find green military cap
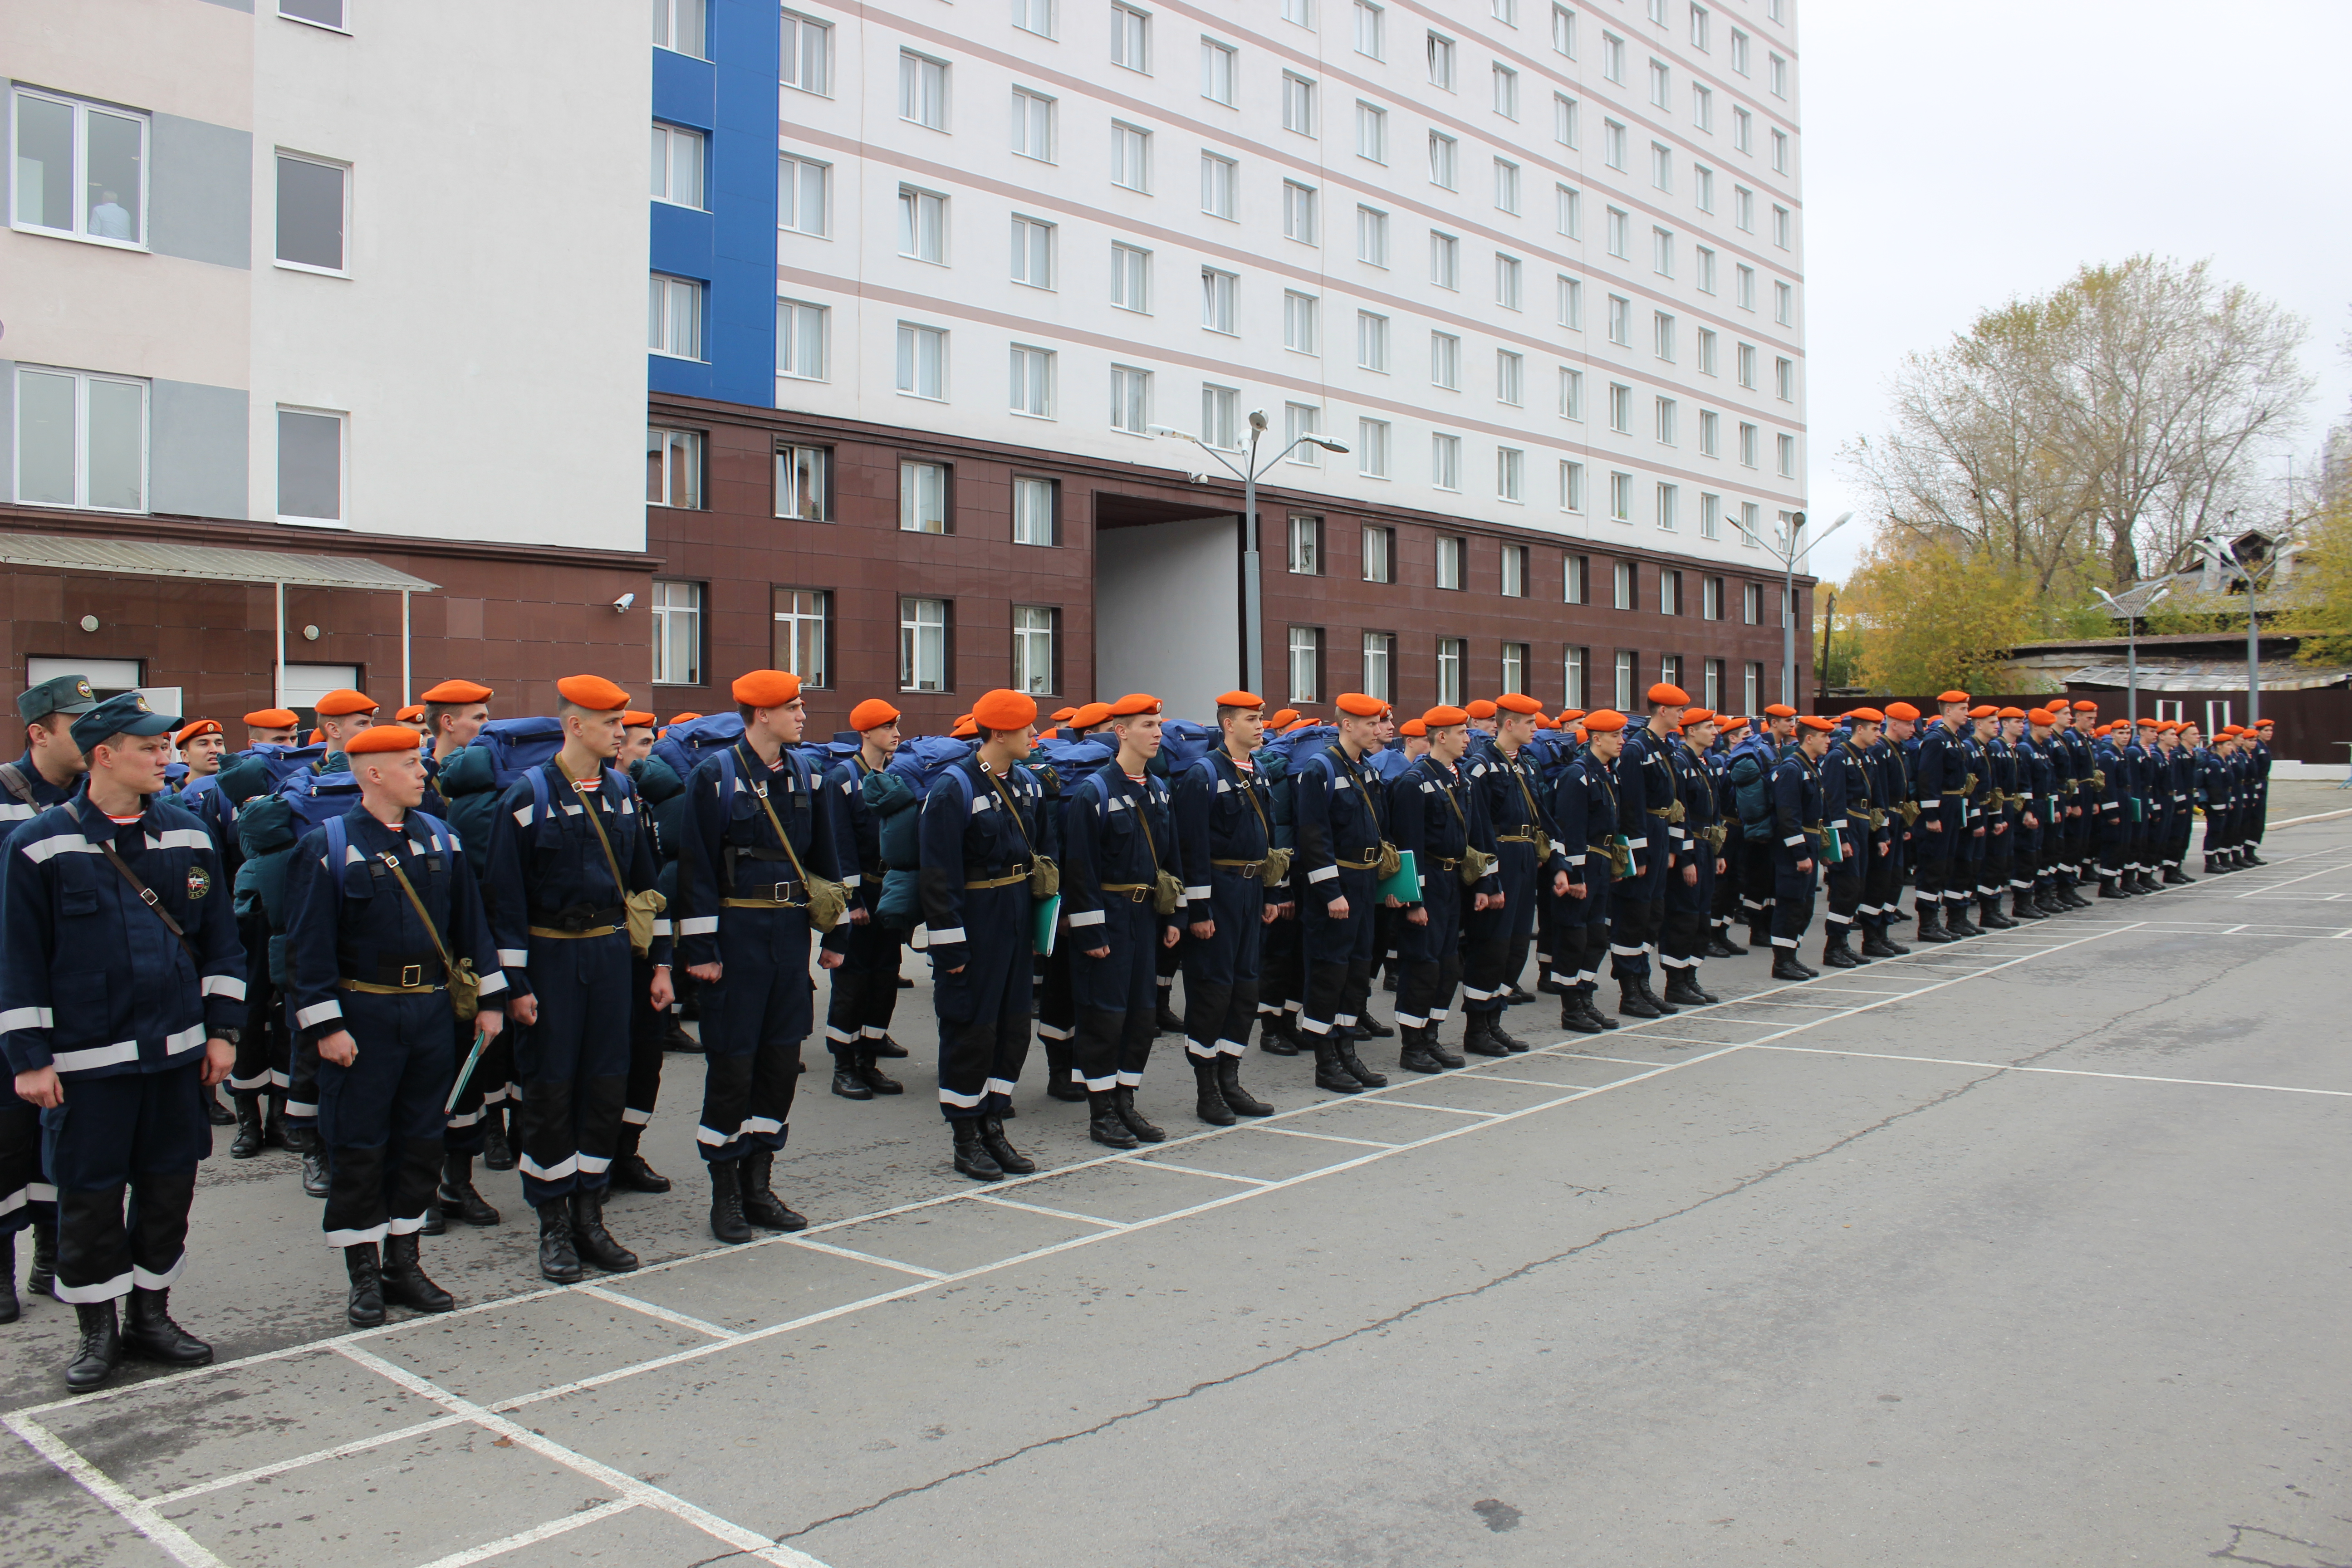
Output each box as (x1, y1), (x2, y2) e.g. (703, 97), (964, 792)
(69, 691), (180, 755)
(18, 672), (98, 722)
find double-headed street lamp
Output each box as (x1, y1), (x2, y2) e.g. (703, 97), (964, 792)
(2091, 581), (2171, 725)
(1730, 508), (1853, 708)
(1154, 412), (1350, 696)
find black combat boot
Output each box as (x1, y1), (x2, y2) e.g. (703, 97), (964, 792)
(1333, 1032), (1388, 1088)
(738, 1151), (807, 1232)
(1705, 932), (1746, 958)
(1086, 1091), (1140, 1148)
(1913, 906), (1955, 944)
(2097, 875), (2132, 901)
(1354, 1010), (1394, 1039)
(1616, 979), (1663, 1020)
(1503, 984), (1536, 1005)
(1193, 1056), (1239, 1121)
(951, 1120), (1006, 1181)
(830, 1052), (874, 1100)
(1112, 1086), (1166, 1143)
(2244, 848), (2267, 867)
(344, 1244), (387, 1325)
(1977, 896), (2019, 931)
(230, 1093), (266, 1159)
(381, 1235), (456, 1314)
(2011, 890), (2047, 921)
(538, 1202), (585, 1279)
(1462, 1014), (1513, 1057)
(1258, 1011), (1301, 1057)
(1634, 975), (1679, 1014)
(301, 1149), (330, 1199)
(26, 1222), (56, 1300)
(1860, 922), (1910, 958)
(1559, 997), (1605, 1034)
(1663, 970), (1719, 1006)
(608, 1145), (671, 1194)
(481, 1104), (515, 1171)
(1397, 1026), (1446, 1074)
(979, 1116), (1036, 1174)
(1944, 902), (1984, 936)
(1430, 1019), (1475, 1063)
(262, 1092), (291, 1152)
(569, 1189), (639, 1271)
(1575, 991), (1620, 1030)
(1215, 1057), (1274, 1117)
(63, 1300), (122, 1391)
(1821, 930), (1863, 969)
(122, 1287), (212, 1366)
(1770, 951), (1815, 982)
(1312, 1039), (1365, 1093)
(437, 1154), (501, 1225)
(281, 1112), (320, 1155)
(1156, 987), (1185, 1035)
(870, 1033), (910, 1058)
(853, 1050), (904, 1096)
(1043, 1034), (1089, 1100)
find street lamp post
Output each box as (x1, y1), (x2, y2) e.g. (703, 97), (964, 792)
(1152, 416), (1350, 696)
(1730, 509), (1852, 709)
(2092, 583), (2169, 725)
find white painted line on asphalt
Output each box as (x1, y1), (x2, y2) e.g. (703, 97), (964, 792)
(334, 1344), (832, 1568)
(969, 1196), (1124, 1229)
(1461, 1073), (1608, 1090)
(2236, 862), (2352, 897)
(140, 1413), (471, 1505)
(1750, 1043), (2352, 1098)
(574, 1284), (740, 1342)
(1374, 1100), (1499, 1117)
(1134, 1160), (1273, 1186)
(780, 1238), (949, 1280)
(408, 1500), (641, 1568)
(1257, 1127), (1400, 1148)
(2, 1413), (230, 1568)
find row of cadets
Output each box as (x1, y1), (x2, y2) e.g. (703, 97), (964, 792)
(1170, 691), (1282, 1126)
(1386, 706), (1503, 1074)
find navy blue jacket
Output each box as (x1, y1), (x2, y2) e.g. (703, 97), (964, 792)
(1172, 748), (1282, 912)
(916, 753), (1051, 970)
(483, 761), (671, 996)
(671, 742), (848, 969)
(1063, 760), (1179, 941)
(1292, 742), (1388, 909)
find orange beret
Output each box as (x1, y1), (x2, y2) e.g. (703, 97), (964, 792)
(1967, 705), (1996, 719)
(1398, 719), (1427, 737)
(1677, 708), (1715, 729)
(395, 705), (426, 722)
(1559, 709), (1586, 723)
(2071, 701), (2097, 712)
(971, 689), (1039, 731)
(314, 689), (377, 717)
(309, 728), (324, 745)
(1798, 714), (1835, 732)
(1214, 690), (1264, 710)
(419, 679), (493, 704)
(622, 711), (657, 728)
(1763, 704), (1797, 719)
(731, 670), (802, 708)
(1335, 693), (1386, 718)
(1070, 702), (1113, 730)
(1422, 705), (1469, 728)
(950, 717), (980, 739)
(244, 708), (299, 730)
(1845, 707), (1884, 725)
(1268, 709), (1299, 728)
(1882, 702), (1921, 721)
(1646, 683), (1690, 706)
(1496, 693), (1543, 715)
(666, 712), (704, 726)
(174, 720), (222, 744)
(1582, 709), (1627, 733)
(1996, 706), (2025, 719)
(2254, 718), (2274, 728)
(345, 725), (421, 755)
(556, 675), (630, 712)
(1465, 699), (1498, 719)
(2136, 715), (2160, 726)
(1719, 715), (1750, 731)
(2027, 709), (2056, 725)
(1937, 691), (1971, 706)
(1107, 693), (1162, 717)
(850, 698), (902, 732)
(1051, 707), (1078, 722)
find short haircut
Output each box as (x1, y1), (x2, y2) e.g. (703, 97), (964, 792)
(980, 725), (1027, 745)
(737, 703), (758, 724)
(1215, 705), (1258, 726)
(424, 700), (480, 736)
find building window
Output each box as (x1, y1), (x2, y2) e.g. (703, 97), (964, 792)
(1014, 476), (1058, 544)
(1111, 243), (1152, 311)
(1501, 642), (1528, 696)
(1436, 534), (1465, 589)
(1112, 122), (1153, 191)
(1776, 281), (1796, 326)
(1112, 3), (1152, 71)
(1776, 356), (1795, 401)
(1493, 62), (1519, 118)
(651, 580), (704, 686)
(1774, 203), (1792, 249)
(781, 10), (832, 93)
(1559, 367), (1584, 421)
(1430, 230), (1460, 290)
(1357, 418), (1390, 477)
(1426, 30), (1456, 88)
(1772, 128), (1790, 173)
(1661, 654), (1683, 690)
(1495, 254), (1523, 312)
(1551, 2), (1576, 54)
(899, 460), (948, 532)
(1739, 421), (1759, 467)
(1613, 651), (1637, 710)
(898, 186), (947, 262)
(652, 0), (706, 56)
(1200, 152), (1237, 218)
(1015, 0), (1056, 38)
(1608, 294), (1632, 343)
(1356, 101), (1388, 162)
(1012, 88), (1056, 161)
(1355, 0), (1385, 58)
(1738, 341), (1758, 386)
(1362, 632), (1394, 703)
(1744, 580), (1764, 623)
(897, 323), (946, 398)
(1778, 433), (1798, 477)
(1693, 84), (1714, 132)
(1560, 460), (1585, 513)
(1431, 433), (1462, 491)
(649, 274), (703, 359)
(1744, 661), (1763, 715)
(1564, 553), (1589, 604)
(1655, 397), (1678, 446)
(1282, 72), (1317, 134)
(651, 123), (705, 208)
(1201, 384), (1241, 448)
(1651, 141), (1672, 192)
(1013, 605), (1059, 695)
(13, 366), (146, 512)
(1011, 215), (1054, 287)
(1609, 471), (1633, 524)
(777, 445), (829, 520)
(1554, 185), (1582, 241)
(1427, 131), (1458, 189)
(1009, 344), (1054, 417)
(773, 588), (830, 688)
(1357, 310), (1389, 371)
(1612, 559), (1635, 610)
(276, 407), (342, 525)
(1603, 121), (1627, 171)
(1607, 382), (1632, 433)
(1494, 158), (1520, 213)
(1736, 186), (1755, 232)
(1497, 446), (1524, 501)
(1362, 524), (1395, 582)
(1431, 332), (1461, 390)
(1697, 573), (1724, 622)
(1649, 58), (1671, 109)
(276, 152), (347, 273)
(1697, 325), (1718, 373)
(1698, 409), (1720, 457)
(1435, 638), (1465, 705)
(1284, 403), (1322, 463)
(646, 427), (701, 510)
(1704, 657), (1725, 711)
(1111, 364), (1153, 433)
(1357, 205), (1389, 266)
(900, 598), (950, 691)
(777, 300), (828, 380)
(779, 154), (829, 235)
(1655, 313), (1679, 363)
(1201, 267), (1238, 333)
(12, 88), (147, 247)
(1659, 567), (1683, 613)
(1500, 544), (1527, 597)
(1734, 106), (1753, 151)
(1202, 38), (1238, 105)
(899, 50), (950, 129)
(1288, 626), (1324, 702)
(1286, 0), (1316, 26)
(1565, 646), (1588, 708)
(1496, 349), (1524, 406)
(1288, 514), (1323, 574)
(1283, 180), (1318, 244)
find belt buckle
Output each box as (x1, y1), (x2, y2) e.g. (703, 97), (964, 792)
(400, 963), (423, 988)
(772, 883), (790, 904)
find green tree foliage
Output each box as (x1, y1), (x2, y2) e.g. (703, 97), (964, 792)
(1840, 543), (2044, 694)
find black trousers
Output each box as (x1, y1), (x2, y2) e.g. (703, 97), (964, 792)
(1463, 842), (1536, 1014)
(1862, 843), (1904, 925)
(824, 915), (905, 1058)
(1184, 867), (1266, 1058)
(1740, 844), (1777, 932)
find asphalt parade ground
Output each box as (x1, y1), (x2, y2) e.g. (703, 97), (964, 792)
(6, 815), (2352, 1568)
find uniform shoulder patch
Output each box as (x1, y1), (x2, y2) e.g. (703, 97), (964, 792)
(186, 865), (212, 899)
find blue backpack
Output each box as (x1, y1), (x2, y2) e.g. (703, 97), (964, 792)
(1365, 745), (1411, 781)
(886, 735), (976, 800)
(217, 741), (329, 804)
(1267, 724), (1339, 769)
(1159, 719), (1220, 770)
(651, 713), (748, 783)
(1028, 735), (1112, 794)
(460, 716), (567, 789)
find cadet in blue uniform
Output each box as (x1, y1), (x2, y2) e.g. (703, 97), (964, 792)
(281, 725), (509, 1324)
(0, 672), (96, 1322)
(1463, 693), (1571, 1049)
(673, 671), (847, 1243)
(1253, 708), (1308, 1055)
(1608, 684), (1690, 1020)
(1767, 715), (1837, 981)
(484, 674), (672, 1284)
(1387, 706), (1501, 1073)
(2092, 720), (2135, 899)
(1552, 710), (1629, 1033)
(1819, 710), (1885, 968)
(1730, 706), (1794, 947)
(1170, 691), (1283, 1127)
(1704, 715), (1749, 956)
(823, 698), (910, 1102)
(1, 692), (242, 1390)
(1291, 693), (1397, 1096)
(2056, 702), (2099, 907)
(608, 711), (682, 1200)
(1861, 704), (1918, 954)
(2244, 720), (2274, 864)
(918, 689), (1050, 1182)
(1911, 693), (1977, 941)
(1659, 709), (1729, 1003)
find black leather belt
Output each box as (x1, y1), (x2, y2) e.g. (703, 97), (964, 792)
(342, 955), (440, 988)
(728, 879), (805, 904)
(532, 904), (625, 933)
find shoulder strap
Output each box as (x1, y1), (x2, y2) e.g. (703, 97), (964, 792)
(377, 841), (458, 979)
(79, 804), (199, 963)
(981, 764), (1042, 858)
(0, 763), (39, 808)
(573, 771), (632, 898)
(325, 812), (348, 871)
(1229, 754), (1275, 842)
(734, 743), (818, 889)
(528, 765), (551, 825)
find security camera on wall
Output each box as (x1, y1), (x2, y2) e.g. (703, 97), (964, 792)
(612, 592), (636, 612)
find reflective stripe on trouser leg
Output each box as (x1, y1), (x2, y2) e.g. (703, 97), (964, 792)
(935, 881), (1035, 1118)
(696, 905), (813, 1161)
(513, 933), (632, 1207)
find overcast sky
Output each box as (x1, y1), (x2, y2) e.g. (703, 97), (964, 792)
(1797, 0), (2352, 586)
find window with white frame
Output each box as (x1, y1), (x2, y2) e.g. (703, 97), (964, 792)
(1498, 446), (1524, 500)
(1285, 0), (1315, 27)
(1110, 242), (1151, 311)
(11, 87), (148, 247)
(1495, 253), (1523, 310)
(276, 406), (343, 525)
(1734, 106), (1752, 152)
(1602, 31), (1625, 80)
(897, 323), (946, 398)
(758, 589), (830, 691)
(1430, 331), (1460, 389)
(1428, 131), (1458, 188)
(1011, 215), (1054, 287)
(778, 153), (828, 235)
(1566, 645), (1588, 707)
(1496, 349), (1524, 406)
(899, 50), (949, 128)
(1776, 280), (1795, 325)
(1606, 207), (1629, 257)
(1602, 120), (1627, 170)
(1288, 513), (1323, 573)
(1703, 657), (1724, 711)
(1743, 660), (1762, 715)
(1698, 408), (1719, 456)
(1357, 309), (1389, 371)
(1288, 625), (1323, 702)
(14, 366), (147, 511)
(1355, 0), (1385, 57)
(1690, 2), (1711, 49)
(777, 300), (827, 380)
(1656, 482), (1679, 532)
(1557, 275), (1582, 328)
(652, 0), (705, 55)
(1501, 642), (1528, 695)
(1009, 344), (1054, 417)
(1494, 0), (1518, 23)
(1494, 158), (1520, 213)
(1700, 496), (1721, 545)
(1012, 88), (1055, 161)
(1200, 151), (1236, 217)
(1362, 632), (1394, 703)
(900, 598), (949, 691)
(1564, 552), (1589, 603)
(1609, 471), (1633, 524)
(1201, 266), (1237, 333)
(1112, 122), (1152, 190)
(652, 580), (703, 686)
(1432, 433), (1462, 491)
(1607, 382), (1632, 432)
(1014, 476), (1057, 544)
(777, 444), (829, 520)
(1738, 340), (1757, 386)
(1427, 30), (1455, 88)
(1015, 0), (1055, 38)
(1283, 180), (1318, 243)
(1741, 503), (1761, 553)
(1202, 38), (1238, 105)
(781, 10), (831, 93)
(1111, 4), (1152, 72)
(1730, 27), (1749, 73)
(1655, 396), (1677, 446)
(1110, 365), (1152, 432)
(1613, 650), (1635, 708)
(1559, 366), (1584, 420)
(1695, 245), (1716, 294)
(1284, 403), (1321, 463)
(1435, 639), (1465, 705)
(1772, 129), (1789, 173)
(647, 427), (701, 510)
(1283, 72), (1317, 134)
(1770, 53), (1787, 96)
(1775, 356), (1794, 401)
(1653, 225), (1674, 275)
(1357, 204), (1389, 265)
(1554, 93), (1579, 148)
(1773, 204), (1792, 249)
(1607, 293), (1632, 344)
(1436, 535), (1465, 589)
(1777, 433), (1796, 477)
(1013, 606), (1058, 695)
(1738, 263), (1757, 309)
(1552, 2), (1576, 55)
(1493, 63), (1519, 119)
(1362, 524), (1395, 581)
(1284, 290), (1319, 353)
(651, 123), (704, 208)
(276, 152), (347, 272)
(1356, 101), (1387, 162)
(1650, 59), (1671, 108)
(1357, 418), (1390, 476)
(1201, 384), (1241, 448)
(1739, 421), (1758, 466)
(900, 461), (949, 532)
(1430, 230), (1460, 289)
(898, 185), (947, 262)
(1651, 143), (1673, 195)
(1561, 459), (1585, 513)
(649, 274), (703, 358)
(1693, 82), (1714, 132)
(1695, 327), (1718, 376)
(1554, 184), (1581, 239)
(1654, 310), (1677, 360)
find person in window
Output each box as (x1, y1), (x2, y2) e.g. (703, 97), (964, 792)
(88, 189), (133, 240)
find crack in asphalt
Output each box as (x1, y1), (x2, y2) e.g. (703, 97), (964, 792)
(739, 1052), (2021, 1554)
(2207, 1524), (2352, 1568)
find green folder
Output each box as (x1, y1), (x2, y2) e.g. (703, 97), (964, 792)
(1376, 849), (1420, 904)
(1032, 893), (1061, 957)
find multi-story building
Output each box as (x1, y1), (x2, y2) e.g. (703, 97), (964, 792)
(0, 0), (649, 721)
(647, 0), (1812, 726)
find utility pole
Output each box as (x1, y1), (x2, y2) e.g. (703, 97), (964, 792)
(2092, 583), (2169, 726)
(1732, 509), (1853, 708)
(1818, 590), (1837, 700)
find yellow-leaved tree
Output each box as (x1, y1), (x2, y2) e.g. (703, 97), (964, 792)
(1840, 541), (2043, 695)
